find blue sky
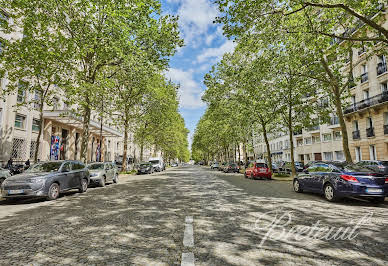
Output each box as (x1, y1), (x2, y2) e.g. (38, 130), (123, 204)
(161, 0), (236, 147)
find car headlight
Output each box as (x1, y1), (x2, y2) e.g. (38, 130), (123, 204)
(28, 177), (46, 183)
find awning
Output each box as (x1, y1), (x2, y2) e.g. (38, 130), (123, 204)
(43, 110), (123, 138)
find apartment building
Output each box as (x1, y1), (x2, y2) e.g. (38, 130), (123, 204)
(343, 50), (388, 161)
(254, 121), (344, 164)
(341, 10), (388, 162)
(0, 10), (152, 166)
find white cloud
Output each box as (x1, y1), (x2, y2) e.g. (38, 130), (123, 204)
(166, 68), (205, 109)
(172, 0), (219, 47)
(196, 40), (236, 64)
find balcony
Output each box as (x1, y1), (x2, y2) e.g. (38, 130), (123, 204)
(384, 125), (388, 135)
(307, 125), (320, 132)
(366, 127), (375, 138)
(293, 129), (302, 136)
(352, 130), (360, 140)
(344, 91), (388, 115)
(377, 63), (387, 76)
(360, 72), (368, 83)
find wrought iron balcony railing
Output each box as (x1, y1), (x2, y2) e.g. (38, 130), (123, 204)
(344, 92), (388, 115)
(366, 127), (375, 138)
(352, 130), (360, 140)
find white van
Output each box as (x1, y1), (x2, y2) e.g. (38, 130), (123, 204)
(149, 157), (165, 172)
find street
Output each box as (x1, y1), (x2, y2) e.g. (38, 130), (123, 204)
(0, 165), (388, 265)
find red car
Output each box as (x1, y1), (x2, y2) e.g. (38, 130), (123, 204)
(244, 162), (272, 179)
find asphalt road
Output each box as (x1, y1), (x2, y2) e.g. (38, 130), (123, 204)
(0, 165), (387, 265)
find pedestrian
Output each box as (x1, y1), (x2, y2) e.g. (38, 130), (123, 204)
(25, 159), (30, 167)
(7, 158), (13, 169)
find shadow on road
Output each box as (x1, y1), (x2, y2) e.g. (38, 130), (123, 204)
(0, 165), (386, 265)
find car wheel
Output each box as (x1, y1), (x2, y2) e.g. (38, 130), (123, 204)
(78, 178), (88, 193)
(250, 173), (254, 180)
(244, 173), (248, 178)
(113, 174), (119, 184)
(369, 197), (385, 204)
(0, 178), (5, 186)
(99, 176), (106, 187)
(293, 179), (303, 193)
(323, 183), (338, 202)
(47, 183), (60, 200)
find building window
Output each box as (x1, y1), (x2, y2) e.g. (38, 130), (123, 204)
(322, 133), (332, 142)
(381, 82), (387, 93)
(369, 145), (377, 160)
(363, 90), (369, 100)
(335, 151), (344, 161)
(304, 137), (312, 145)
(30, 141), (38, 159)
(32, 119), (40, 132)
(11, 138), (26, 160)
(351, 95), (356, 104)
(377, 55), (387, 75)
(333, 131), (342, 141)
(14, 114), (26, 129)
(323, 152), (333, 161)
(361, 64), (368, 83)
(367, 117), (373, 129)
(353, 120), (359, 131)
(17, 83), (27, 103)
(312, 135), (320, 143)
(33, 92), (41, 110)
(355, 146), (362, 162)
(297, 139), (303, 147)
(52, 97), (59, 110)
(0, 108), (2, 136)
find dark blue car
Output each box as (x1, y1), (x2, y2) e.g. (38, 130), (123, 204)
(293, 162), (388, 203)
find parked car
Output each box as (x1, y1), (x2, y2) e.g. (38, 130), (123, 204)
(223, 163), (240, 173)
(303, 161), (324, 170)
(356, 160), (388, 175)
(1, 161), (90, 201)
(244, 162), (272, 179)
(171, 163), (179, 167)
(137, 162), (154, 175)
(219, 162), (227, 171)
(272, 163), (279, 173)
(293, 162), (388, 203)
(211, 162), (220, 169)
(149, 157), (165, 172)
(283, 162), (304, 173)
(87, 162), (119, 187)
(0, 167), (11, 186)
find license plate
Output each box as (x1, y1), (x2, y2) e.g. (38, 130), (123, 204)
(8, 189), (24, 194)
(260, 169), (266, 172)
(366, 188), (383, 193)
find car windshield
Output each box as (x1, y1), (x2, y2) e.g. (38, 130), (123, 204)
(256, 163), (267, 168)
(87, 163), (104, 170)
(150, 160), (159, 164)
(140, 163), (151, 167)
(27, 162), (63, 173)
(335, 163), (374, 173)
(380, 161), (388, 166)
(230, 164), (237, 167)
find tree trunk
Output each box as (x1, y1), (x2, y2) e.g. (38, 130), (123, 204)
(122, 118), (129, 172)
(80, 98), (91, 163)
(34, 99), (45, 163)
(261, 122), (273, 173)
(238, 143), (241, 163)
(140, 142), (144, 162)
(288, 105), (297, 177)
(333, 87), (353, 163)
(320, 56), (352, 163)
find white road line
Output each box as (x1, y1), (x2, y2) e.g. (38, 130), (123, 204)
(185, 216), (193, 224)
(183, 223), (194, 247)
(181, 252), (195, 266)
